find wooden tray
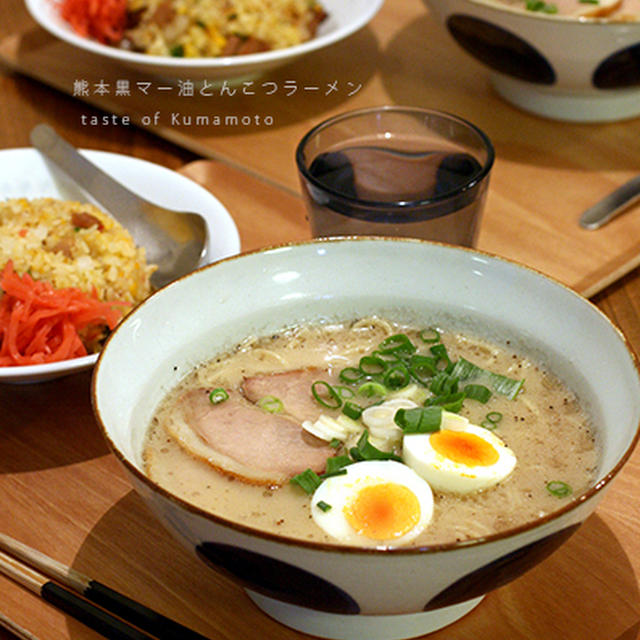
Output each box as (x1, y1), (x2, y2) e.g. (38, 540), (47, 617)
(178, 156), (640, 299)
(3, 0), (640, 297)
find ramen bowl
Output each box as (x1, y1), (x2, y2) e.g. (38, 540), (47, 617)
(92, 238), (640, 640)
(422, 0), (640, 122)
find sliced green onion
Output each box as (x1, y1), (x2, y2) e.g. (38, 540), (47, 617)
(169, 44), (185, 56)
(208, 388), (229, 405)
(490, 375), (525, 399)
(349, 429), (402, 462)
(449, 358), (482, 380)
(290, 469), (323, 494)
(450, 357), (524, 400)
(429, 371), (459, 396)
(378, 333), (416, 356)
(316, 500), (332, 512)
(525, 0), (557, 11)
(462, 384), (492, 404)
(425, 391), (466, 413)
(334, 385), (356, 400)
(324, 455), (353, 475)
(311, 381), (342, 409)
(429, 343), (453, 370)
(394, 406), (442, 433)
(546, 480), (572, 497)
(342, 400), (363, 420)
(329, 437), (342, 449)
(359, 355), (388, 375)
(419, 327), (441, 344)
(371, 349), (403, 364)
(408, 354), (438, 384)
(339, 367), (364, 384)
(257, 395), (284, 413)
(358, 381), (387, 398)
(481, 411), (503, 430)
(383, 363), (411, 389)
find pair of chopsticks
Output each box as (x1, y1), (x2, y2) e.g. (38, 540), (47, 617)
(0, 533), (210, 640)
(0, 611), (39, 640)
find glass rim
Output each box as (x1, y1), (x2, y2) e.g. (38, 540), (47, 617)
(295, 105), (496, 210)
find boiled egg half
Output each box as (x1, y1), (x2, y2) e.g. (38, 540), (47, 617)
(402, 412), (517, 494)
(311, 460), (434, 547)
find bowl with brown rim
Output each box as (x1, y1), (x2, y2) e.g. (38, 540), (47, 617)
(92, 237), (640, 639)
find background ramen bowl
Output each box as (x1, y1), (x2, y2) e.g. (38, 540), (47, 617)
(93, 238), (640, 640)
(25, 0), (383, 82)
(422, 0), (640, 122)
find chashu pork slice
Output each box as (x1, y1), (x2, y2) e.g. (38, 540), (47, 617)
(166, 388), (333, 486)
(242, 367), (337, 423)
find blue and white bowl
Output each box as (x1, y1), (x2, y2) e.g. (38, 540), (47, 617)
(93, 238), (640, 640)
(423, 0), (640, 122)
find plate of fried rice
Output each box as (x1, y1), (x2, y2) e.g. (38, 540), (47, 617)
(25, 0), (384, 80)
(0, 147), (240, 383)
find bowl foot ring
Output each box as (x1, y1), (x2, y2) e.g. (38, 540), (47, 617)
(490, 73), (640, 122)
(245, 589), (484, 640)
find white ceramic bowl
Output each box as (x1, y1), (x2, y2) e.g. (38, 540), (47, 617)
(93, 238), (640, 640)
(0, 148), (240, 384)
(25, 0), (384, 81)
(422, 0), (640, 122)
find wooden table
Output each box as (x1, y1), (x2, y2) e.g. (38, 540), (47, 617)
(1, 1), (639, 639)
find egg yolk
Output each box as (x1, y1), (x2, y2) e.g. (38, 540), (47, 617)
(343, 482), (421, 541)
(430, 429), (499, 467)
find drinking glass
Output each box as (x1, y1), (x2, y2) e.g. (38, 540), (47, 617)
(295, 106), (495, 247)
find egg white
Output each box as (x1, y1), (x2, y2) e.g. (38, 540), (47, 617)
(311, 460), (434, 548)
(402, 413), (517, 494)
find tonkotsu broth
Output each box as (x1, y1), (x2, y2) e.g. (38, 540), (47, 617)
(144, 318), (598, 548)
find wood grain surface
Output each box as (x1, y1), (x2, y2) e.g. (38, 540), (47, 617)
(1, 0), (639, 639)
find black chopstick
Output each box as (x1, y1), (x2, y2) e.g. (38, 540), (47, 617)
(0, 534), (210, 640)
(0, 548), (152, 640)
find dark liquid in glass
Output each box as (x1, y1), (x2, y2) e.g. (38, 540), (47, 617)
(301, 145), (488, 246)
(308, 146), (482, 203)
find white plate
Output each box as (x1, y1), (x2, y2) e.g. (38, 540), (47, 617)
(24, 0), (385, 81)
(0, 147), (240, 384)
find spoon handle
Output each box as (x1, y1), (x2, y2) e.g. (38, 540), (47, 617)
(579, 175), (640, 230)
(29, 124), (144, 222)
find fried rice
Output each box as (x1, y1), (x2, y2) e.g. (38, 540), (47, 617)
(0, 198), (155, 305)
(121, 0), (328, 57)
